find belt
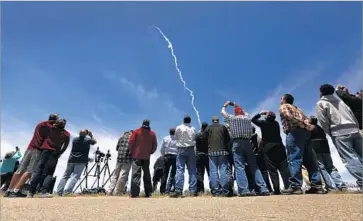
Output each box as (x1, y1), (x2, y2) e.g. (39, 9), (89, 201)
(233, 137), (250, 140)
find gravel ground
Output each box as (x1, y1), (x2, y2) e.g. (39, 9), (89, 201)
(1, 194), (362, 221)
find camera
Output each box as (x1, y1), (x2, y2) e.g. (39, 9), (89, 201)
(95, 148), (105, 157)
(106, 150), (111, 158)
(229, 101), (235, 106)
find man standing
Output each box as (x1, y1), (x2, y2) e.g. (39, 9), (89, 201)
(34, 152), (60, 198)
(108, 130), (133, 195)
(57, 129), (97, 196)
(222, 101), (270, 196)
(309, 116), (346, 191)
(128, 120), (157, 198)
(28, 119), (70, 198)
(316, 84), (362, 190)
(6, 114), (59, 198)
(280, 94), (324, 194)
(152, 156), (165, 192)
(204, 116), (231, 197)
(252, 111), (291, 194)
(159, 128), (178, 194)
(170, 115), (197, 198)
(335, 85), (362, 130)
(195, 122), (210, 194)
(250, 129), (273, 193)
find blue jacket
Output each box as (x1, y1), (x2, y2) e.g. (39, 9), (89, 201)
(0, 152), (22, 174)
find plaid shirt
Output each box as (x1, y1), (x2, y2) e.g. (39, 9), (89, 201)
(222, 107), (253, 139)
(116, 131), (132, 164)
(279, 104), (313, 133)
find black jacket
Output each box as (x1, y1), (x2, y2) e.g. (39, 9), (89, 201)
(251, 114), (283, 144)
(336, 90), (362, 129)
(204, 123), (230, 153)
(153, 156), (165, 170)
(195, 131), (208, 154)
(310, 125), (330, 154)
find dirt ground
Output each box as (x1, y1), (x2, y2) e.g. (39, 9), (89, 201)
(1, 194), (362, 221)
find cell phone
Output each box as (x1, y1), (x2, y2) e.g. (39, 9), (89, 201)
(229, 102), (235, 106)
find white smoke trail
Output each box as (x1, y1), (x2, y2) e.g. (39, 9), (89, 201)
(153, 26), (202, 127)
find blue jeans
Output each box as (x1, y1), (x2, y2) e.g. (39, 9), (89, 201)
(56, 163), (86, 195)
(316, 153), (346, 190)
(175, 147), (197, 193)
(232, 139), (269, 194)
(332, 132), (363, 187)
(286, 128), (321, 189)
(209, 155), (230, 196)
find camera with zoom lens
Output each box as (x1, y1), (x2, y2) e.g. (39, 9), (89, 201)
(96, 150), (105, 157)
(106, 150), (111, 158)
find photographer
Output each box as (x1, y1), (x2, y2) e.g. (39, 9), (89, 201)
(56, 129), (96, 196)
(221, 101), (270, 197)
(1, 147), (22, 190)
(335, 85), (362, 130)
(252, 111), (290, 194)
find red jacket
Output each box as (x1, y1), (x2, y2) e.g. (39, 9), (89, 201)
(42, 126), (70, 153)
(128, 127), (157, 160)
(28, 120), (55, 150)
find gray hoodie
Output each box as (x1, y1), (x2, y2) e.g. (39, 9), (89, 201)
(315, 95), (359, 137)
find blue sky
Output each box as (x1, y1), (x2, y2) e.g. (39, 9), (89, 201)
(1, 2), (362, 188)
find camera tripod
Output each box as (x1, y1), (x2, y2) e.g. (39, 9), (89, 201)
(73, 150), (112, 194)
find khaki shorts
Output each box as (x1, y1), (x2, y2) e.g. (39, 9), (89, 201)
(16, 149), (40, 174)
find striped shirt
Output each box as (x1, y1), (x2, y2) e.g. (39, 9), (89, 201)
(221, 107), (253, 139)
(160, 135), (178, 156)
(279, 104), (313, 133)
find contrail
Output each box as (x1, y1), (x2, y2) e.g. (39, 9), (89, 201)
(153, 26), (201, 127)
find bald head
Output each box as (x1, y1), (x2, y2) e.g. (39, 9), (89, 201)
(80, 129), (88, 137)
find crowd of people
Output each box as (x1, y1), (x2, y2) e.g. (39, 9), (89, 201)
(1, 83), (362, 198)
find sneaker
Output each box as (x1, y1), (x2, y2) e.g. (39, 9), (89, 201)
(39, 193), (54, 198)
(9, 191), (27, 198)
(273, 190), (282, 195)
(189, 192), (198, 197)
(169, 192), (183, 198)
(281, 187), (303, 195)
(26, 193), (34, 198)
(338, 187), (348, 192)
(305, 188), (326, 194)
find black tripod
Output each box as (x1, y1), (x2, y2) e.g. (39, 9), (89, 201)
(73, 148), (105, 193)
(91, 150), (112, 189)
(73, 149), (113, 194)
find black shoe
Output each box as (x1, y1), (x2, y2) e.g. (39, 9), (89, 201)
(189, 192), (198, 197)
(239, 192), (255, 197)
(281, 187), (303, 195)
(169, 192), (183, 198)
(9, 191), (27, 198)
(3, 191), (11, 197)
(258, 192), (270, 196)
(305, 188), (326, 194)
